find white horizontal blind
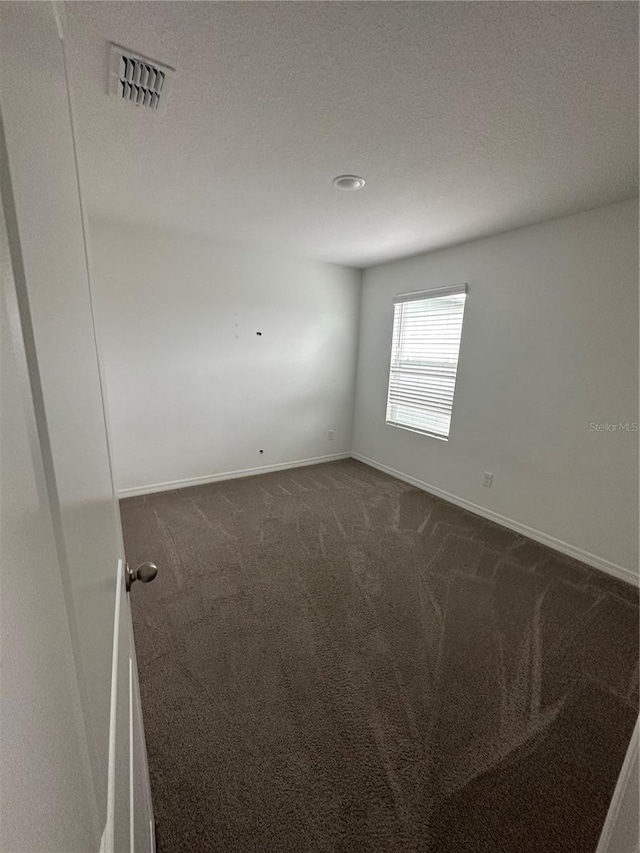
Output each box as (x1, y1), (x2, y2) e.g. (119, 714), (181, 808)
(386, 285), (467, 440)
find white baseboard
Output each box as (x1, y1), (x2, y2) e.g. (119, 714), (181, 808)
(117, 450), (638, 587)
(351, 453), (639, 587)
(117, 453), (351, 499)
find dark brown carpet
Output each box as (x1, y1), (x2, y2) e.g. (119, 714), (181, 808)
(121, 458), (639, 853)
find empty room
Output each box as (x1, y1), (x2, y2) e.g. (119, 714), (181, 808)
(0, 2), (638, 852)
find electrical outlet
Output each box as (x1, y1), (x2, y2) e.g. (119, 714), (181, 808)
(328, 429), (335, 441)
(483, 472), (493, 487)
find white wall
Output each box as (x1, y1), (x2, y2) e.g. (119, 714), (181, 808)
(353, 199), (639, 578)
(89, 219), (362, 494)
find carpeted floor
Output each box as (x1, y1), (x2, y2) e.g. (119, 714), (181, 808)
(121, 458), (639, 853)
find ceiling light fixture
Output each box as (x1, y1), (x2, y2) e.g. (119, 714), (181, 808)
(332, 174), (366, 191)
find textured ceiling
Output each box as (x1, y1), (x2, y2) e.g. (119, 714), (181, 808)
(65, 1), (638, 268)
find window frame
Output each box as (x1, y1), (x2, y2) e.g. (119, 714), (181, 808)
(385, 284), (468, 441)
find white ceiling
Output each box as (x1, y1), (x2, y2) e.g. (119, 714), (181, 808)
(65, 1), (638, 268)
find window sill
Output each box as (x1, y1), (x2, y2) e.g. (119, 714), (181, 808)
(385, 420), (449, 441)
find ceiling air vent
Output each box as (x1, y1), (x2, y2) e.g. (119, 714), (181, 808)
(109, 44), (174, 113)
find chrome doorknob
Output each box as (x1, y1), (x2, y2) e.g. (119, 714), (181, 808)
(125, 561), (158, 592)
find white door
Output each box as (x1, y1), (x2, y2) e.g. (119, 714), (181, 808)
(0, 2), (153, 850)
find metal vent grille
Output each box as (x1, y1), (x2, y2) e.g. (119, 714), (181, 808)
(109, 44), (174, 113)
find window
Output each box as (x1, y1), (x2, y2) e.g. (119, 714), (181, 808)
(386, 284), (467, 440)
